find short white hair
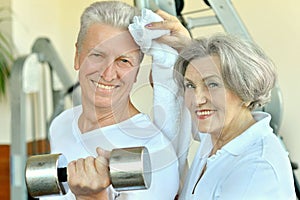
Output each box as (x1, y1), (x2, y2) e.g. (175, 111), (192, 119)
(76, 1), (140, 51)
(175, 34), (277, 110)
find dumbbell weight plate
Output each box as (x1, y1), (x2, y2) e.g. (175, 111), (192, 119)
(25, 153), (68, 198)
(110, 146), (151, 191)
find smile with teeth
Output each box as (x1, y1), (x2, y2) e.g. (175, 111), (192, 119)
(196, 110), (215, 116)
(93, 81), (116, 90)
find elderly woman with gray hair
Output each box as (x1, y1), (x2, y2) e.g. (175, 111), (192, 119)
(171, 34), (296, 199)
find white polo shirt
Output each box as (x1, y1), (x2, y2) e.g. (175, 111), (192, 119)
(179, 112), (296, 200)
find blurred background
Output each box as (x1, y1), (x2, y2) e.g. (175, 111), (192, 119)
(0, 0), (299, 199)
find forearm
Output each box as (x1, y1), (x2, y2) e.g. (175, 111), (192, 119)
(75, 189), (109, 200)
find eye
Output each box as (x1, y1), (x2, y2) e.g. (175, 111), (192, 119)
(184, 81), (195, 89)
(88, 51), (105, 63)
(207, 82), (219, 88)
(88, 50), (103, 58)
(91, 52), (99, 56)
(90, 53), (102, 59)
(120, 58), (130, 63)
(117, 58), (133, 68)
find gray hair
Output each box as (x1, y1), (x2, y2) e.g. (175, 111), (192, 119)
(174, 34), (277, 110)
(76, 1), (140, 51)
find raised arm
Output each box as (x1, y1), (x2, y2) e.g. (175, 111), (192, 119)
(129, 8), (192, 189)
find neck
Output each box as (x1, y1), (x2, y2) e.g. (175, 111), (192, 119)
(210, 110), (255, 156)
(78, 100), (139, 133)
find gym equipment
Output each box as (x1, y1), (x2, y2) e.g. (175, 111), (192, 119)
(10, 38), (81, 200)
(25, 146), (151, 198)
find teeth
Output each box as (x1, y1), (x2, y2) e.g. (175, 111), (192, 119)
(94, 82), (115, 90)
(196, 110), (214, 116)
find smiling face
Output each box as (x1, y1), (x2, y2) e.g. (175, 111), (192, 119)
(184, 55), (248, 138)
(74, 23), (141, 109)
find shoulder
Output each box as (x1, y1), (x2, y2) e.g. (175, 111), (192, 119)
(49, 105), (82, 138)
(220, 134), (295, 198)
(220, 152), (294, 199)
(234, 131), (291, 182)
(120, 113), (169, 141)
(50, 105), (81, 126)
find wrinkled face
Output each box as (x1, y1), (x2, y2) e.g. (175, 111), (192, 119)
(184, 56), (244, 137)
(74, 23), (141, 108)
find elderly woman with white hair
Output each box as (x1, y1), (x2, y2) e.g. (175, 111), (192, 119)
(171, 34), (296, 199)
(122, 6), (297, 198)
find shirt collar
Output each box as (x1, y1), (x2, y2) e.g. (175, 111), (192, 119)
(221, 111), (273, 156)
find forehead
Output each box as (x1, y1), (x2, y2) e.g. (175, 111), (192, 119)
(83, 23), (140, 56)
(185, 55), (221, 79)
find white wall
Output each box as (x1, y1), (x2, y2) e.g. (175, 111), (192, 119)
(232, 0), (300, 181)
(1, 0), (299, 180)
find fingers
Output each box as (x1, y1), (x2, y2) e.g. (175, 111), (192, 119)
(67, 160), (76, 181)
(67, 157), (97, 184)
(145, 9), (190, 37)
(156, 9), (177, 21)
(145, 9), (179, 30)
(96, 147), (111, 159)
(95, 148), (111, 180)
(143, 9), (192, 52)
(68, 147), (110, 177)
(67, 152), (111, 197)
(85, 156), (97, 173)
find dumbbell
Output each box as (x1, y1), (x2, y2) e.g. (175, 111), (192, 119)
(25, 146), (151, 198)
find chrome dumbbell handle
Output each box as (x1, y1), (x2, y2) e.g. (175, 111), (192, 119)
(57, 167), (67, 182)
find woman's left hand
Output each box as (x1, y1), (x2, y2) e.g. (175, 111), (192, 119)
(145, 9), (192, 52)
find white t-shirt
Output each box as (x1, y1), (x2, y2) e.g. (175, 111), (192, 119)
(179, 112), (296, 200)
(41, 105), (179, 200)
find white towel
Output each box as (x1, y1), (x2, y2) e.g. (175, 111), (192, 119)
(129, 8), (178, 67)
(129, 8), (191, 189)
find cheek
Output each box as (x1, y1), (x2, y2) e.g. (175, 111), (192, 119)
(78, 59), (98, 75)
(210, 90), (226, 108)
(184, 91), (195, 109)
(224, 98), (242, 118)
(119, 67), (139, 82)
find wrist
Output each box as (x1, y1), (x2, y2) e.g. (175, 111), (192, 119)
(75, 189), (110, 200)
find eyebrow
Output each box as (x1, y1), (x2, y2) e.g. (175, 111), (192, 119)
(184, 74), (221, 82)
(89, 48), (106, 54)
(119, 52), (142, 63)
(89, 48), (137, 60)
(119, 54), (134, 59)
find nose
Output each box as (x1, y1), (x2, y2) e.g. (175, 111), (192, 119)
(195, 87), (208, 105)
(101, 62), (117, 82)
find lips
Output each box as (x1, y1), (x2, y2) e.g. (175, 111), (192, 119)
(195, 109), (215, 120)
(92, 80), (119, 90)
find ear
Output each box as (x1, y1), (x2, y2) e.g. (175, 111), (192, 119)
(243, 101), (252, 108)
(74, 43), (80, 70)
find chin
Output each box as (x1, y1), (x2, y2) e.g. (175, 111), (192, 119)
(197, 123), (210, 132)
(198, 129), (210, 134)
